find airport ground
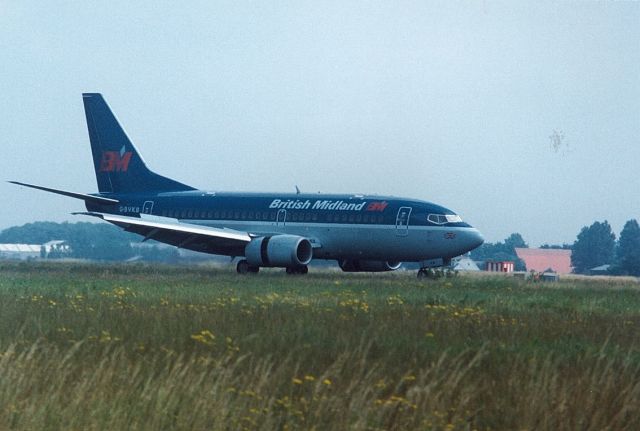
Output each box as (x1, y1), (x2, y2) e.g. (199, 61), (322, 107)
(0, 261), (639, 430)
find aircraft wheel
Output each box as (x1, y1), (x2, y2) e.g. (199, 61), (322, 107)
(286, 265), (308, 275)
(237, 260), (250, 274)
(417, 268), (435, 279)
(237, 260), (259, 274)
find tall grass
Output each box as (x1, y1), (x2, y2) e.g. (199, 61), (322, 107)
(0, 261), (639, 430)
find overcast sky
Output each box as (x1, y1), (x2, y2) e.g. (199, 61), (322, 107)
(1, 1), (638, 246)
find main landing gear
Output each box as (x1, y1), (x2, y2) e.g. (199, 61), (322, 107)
(236, 260), (259, 274)
(285, 265), (308, 275)
(236, 260), (308, 275)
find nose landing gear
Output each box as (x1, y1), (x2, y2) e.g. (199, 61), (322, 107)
(417, 268), (457, 279)
(417, 258), (456, 279)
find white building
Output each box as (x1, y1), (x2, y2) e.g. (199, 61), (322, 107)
(0, 240), (69, 260)
(0, 244), (42, 260)
(453, 255), (480, 271)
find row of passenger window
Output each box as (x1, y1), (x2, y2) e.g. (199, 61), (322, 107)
(159, 209), (385, 224)
(161, 209), (278, 221)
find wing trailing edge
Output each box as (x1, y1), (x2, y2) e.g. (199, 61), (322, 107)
(75, 212), (252, 256)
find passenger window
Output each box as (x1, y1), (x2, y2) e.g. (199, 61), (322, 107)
(270, 212), (276, 221)
(187, 210), (193, 218)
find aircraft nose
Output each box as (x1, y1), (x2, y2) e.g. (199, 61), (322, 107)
(465, 228), (484, 251)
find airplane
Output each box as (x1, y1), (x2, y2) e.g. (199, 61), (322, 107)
(11, 93), (484, 277)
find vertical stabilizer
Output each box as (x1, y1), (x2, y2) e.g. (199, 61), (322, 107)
(82, 93), (195, 194)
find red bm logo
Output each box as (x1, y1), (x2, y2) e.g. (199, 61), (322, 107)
(99, 150), (132, 172)
(366, 201), (388, 212)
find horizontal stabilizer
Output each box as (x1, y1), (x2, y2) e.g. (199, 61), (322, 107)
(9, 181), (119, 205)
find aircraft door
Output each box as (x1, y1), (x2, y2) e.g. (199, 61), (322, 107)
(276, 209), (287, 227)
(395, 207), (412, 236)
(142, 201), (154, 215)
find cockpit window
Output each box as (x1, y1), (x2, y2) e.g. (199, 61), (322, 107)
(427, 214), (463, 224)
(445, 214), (463, 223)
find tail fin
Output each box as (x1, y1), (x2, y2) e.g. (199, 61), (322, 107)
(82, 93), (195, 194)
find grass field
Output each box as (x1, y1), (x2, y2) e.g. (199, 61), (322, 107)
(1, 261), (639, 430)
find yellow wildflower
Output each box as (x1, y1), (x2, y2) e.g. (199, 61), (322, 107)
(191, 329), (215, 345)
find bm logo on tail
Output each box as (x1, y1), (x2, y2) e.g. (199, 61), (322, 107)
(99, 146), (132, 172)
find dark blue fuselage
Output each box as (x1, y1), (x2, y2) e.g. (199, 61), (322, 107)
(87, 191), (482, 262)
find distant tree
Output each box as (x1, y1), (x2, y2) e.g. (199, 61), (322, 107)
(470, 233), (527, 270)
(571, 221), (616, 274)
(48, 244), (62, 259)
(504, 233), (527, 251)
(617, 219), (640, 276)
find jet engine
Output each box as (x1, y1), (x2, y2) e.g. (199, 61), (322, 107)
(245, 235), (313, 268)
(338, 259), (402, 272)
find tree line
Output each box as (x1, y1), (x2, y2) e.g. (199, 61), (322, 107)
(470, 219), (640, 276)
(571, 219), (640, 276)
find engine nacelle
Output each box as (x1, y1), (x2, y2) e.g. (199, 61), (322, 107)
(245, 235), (313, 268)
(338, 259), (402, 272)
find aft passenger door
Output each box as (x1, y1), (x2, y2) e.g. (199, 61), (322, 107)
(395, 207), (412, 236)
(142, 200), (154, 215)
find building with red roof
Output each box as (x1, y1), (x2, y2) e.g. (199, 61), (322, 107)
(515, 248), (572, 274)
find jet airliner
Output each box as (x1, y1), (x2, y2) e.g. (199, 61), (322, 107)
(11, 94), (484, 277)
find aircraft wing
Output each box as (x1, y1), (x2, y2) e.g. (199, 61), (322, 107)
(76, 212), (252, 256)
